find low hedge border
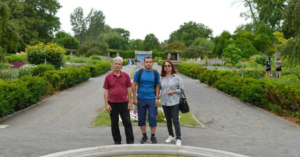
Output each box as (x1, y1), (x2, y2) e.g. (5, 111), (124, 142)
(0, 61), (111, 119)
(177, 64), (300, 122)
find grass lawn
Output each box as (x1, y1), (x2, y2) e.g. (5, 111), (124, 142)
(93, 109), (201, 127)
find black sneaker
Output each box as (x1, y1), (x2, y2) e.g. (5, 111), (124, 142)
(114, 141), (121, 145)
(150, 136), (157, 144)
(140, 136), (148, 144)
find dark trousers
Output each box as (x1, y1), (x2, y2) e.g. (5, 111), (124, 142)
(109, 101), (134, 144)
(162, 104), (181, 139)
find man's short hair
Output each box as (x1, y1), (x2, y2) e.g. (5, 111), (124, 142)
(113, 56), (123, 64)
(144, 56), (153, 62)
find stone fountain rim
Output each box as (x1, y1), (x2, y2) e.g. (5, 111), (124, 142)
(41, 144), (249, 157)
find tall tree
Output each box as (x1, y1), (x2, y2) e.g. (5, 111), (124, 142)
(191, 38), (214, 51)
(103, 32), (127, 50)
(212, 31), (232, 57)
(181, 46), (206, 59)
(54, 31), (80, 49)
(282, 0), (300, 38)
(168, 21), (213, 47)
(129, 39), (144, 50)
(70, 7), (87, 44)
(24, 0), (61, 42)
(253, 24), (275, 54)
(167, 40), (186, 50)
(144, 34), (160, 51)
(255, 0), (287, 30)
(0, 1), (20, 53)
(86, 9), (105, 41)
(236, 0), (258, 24)
(231, 29), (257, 58)
(71, 7), (105, 44)
(112, 28), (130, 43)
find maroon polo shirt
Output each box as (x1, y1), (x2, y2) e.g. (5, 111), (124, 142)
(103, 71), (132, 103)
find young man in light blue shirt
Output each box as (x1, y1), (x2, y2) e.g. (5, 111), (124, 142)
(132, 56), (160, 144)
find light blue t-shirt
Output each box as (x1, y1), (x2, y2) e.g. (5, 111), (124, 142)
(133, 69), (160, 99)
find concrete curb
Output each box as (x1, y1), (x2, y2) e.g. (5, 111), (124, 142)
(40, 144), (249, 157)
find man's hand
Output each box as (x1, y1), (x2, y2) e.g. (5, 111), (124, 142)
(133, 98), (138, 106)
(106, 104), (112, 113)
(168, 90), (177, 95)
(128, 102), (132, 111)
(155, 99), (159, 107)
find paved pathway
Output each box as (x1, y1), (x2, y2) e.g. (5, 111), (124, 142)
(0, 63), (300, 157)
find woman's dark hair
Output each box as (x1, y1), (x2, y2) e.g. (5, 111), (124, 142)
(161, 60), (177, 77)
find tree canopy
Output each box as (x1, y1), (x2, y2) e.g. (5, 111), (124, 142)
(168, 21), (213, 47)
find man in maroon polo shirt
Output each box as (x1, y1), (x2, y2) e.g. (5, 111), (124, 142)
(103, 56), (134, 144)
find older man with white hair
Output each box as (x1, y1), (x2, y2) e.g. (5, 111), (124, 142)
(103, 56), (134, 144)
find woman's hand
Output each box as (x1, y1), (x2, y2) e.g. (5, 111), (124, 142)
(168, 90), (177, 95)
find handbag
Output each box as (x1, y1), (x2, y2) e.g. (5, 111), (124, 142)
(179, 89), (189, 113)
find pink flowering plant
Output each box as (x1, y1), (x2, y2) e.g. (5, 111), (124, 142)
(10, 62), (27, 67)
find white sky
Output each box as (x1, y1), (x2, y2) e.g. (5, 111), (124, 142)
(56, 0), (250, 42)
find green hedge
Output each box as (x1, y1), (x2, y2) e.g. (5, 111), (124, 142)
(120, 51), (135, 59)
(152, 52), (168, 60)
(5, 54), (27, 63)
(0, 61), (111, 119)
(197, 69), (300, 113)
(83, 61), (111, 77)
(0, 76), (47, 118)
(44, 66), (91, 91)
(177, 64), (300, 119)
(178, 63), (207, 79)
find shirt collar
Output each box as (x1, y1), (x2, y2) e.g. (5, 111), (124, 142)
(113, 71), (122, 77)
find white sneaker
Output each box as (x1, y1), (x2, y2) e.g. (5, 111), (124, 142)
(176, 139), (182, 146)
(165, 136), (175, 143)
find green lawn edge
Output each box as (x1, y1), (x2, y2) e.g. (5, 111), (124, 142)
(93, 109), (201, 127)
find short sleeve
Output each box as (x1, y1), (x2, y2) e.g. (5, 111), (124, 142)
(125, 73), (132, 87)
(156, 71), (160, 84)
(103, 76), (109, 89)
(133, 69), (140, 83)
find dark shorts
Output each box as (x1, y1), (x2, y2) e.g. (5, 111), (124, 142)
(266, 67), (271, 71)
(276, 67), (281, 71)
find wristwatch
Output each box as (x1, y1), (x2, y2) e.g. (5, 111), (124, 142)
(155, 97), (159, 100)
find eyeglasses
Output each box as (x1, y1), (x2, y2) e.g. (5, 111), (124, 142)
(164, 65), (171, 67)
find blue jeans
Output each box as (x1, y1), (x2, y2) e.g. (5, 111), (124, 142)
(137, 99), (157, 127)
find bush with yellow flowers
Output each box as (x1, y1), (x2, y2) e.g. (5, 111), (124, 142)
(26, 42), (66, 70)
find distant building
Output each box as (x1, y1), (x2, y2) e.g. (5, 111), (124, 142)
(135, 51), (152, 62)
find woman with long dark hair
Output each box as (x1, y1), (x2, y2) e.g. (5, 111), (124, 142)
(160, 61), (184, 146)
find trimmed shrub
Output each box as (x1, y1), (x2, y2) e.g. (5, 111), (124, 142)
(26, 42), (66, 70)
(83, 61), (111, 77)
(5, 54), (26, 63)
(120, 51), (135, 59)
(237, 69), (265, 79)
(32, 64), (55, 77)
(178, 63), (207, 79)
(0, 76), (47, 118)
(91, 55), (101, 60)
(44, 66), (91, 90)
(86, 48), (101, 57)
